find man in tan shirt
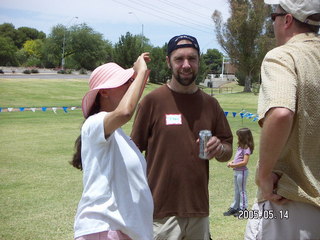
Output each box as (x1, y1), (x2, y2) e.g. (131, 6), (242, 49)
(245, 0), (320, 239)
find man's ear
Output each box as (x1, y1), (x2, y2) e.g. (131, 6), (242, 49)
(284, 14), (294, 29)
(166, 56), (171, 69)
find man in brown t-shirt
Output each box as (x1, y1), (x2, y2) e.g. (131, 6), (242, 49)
(131, 34), (233, 240)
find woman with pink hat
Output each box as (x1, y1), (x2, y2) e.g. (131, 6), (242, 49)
(71, 53), (153, 240)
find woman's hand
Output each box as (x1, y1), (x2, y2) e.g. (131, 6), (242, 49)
(133, 52), (150, 74)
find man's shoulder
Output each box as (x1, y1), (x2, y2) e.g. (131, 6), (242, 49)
(198, 89), (219, 104)
(266, 33), (319, 59)
(143, 84), (168, 100)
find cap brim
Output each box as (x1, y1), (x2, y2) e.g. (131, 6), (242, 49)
(264, 0), (279, 4)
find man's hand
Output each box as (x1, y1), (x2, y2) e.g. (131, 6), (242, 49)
(258, 172), (289, 205)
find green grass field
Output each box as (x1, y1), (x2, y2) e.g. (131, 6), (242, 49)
(0, 78), (260, 240)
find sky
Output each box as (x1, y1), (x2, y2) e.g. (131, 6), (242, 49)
(0, 0), (230, 54)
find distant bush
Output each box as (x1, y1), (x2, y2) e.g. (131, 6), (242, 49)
(23, 69), (31, 74)
(57, 69), (73, 74)
(252, 83), (260, 95)
(0, 69), (4, 74)
(31, 69), (39, 73)
(79, 68), (87, 74)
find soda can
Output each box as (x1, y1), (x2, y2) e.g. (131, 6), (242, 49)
(199, 130), (212, 159)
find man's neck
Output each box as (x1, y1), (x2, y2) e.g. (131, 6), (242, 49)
(167, 79), (198, 94)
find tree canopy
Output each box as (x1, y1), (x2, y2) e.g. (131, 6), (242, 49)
(0, 22), (222, 85)
(212, 0), (275, 92)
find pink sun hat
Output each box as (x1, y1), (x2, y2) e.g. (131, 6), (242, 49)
(82, 63), (134, 118)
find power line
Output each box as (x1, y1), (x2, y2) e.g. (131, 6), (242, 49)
(111, 0), (214, 35)
(128, 0), (213, 31)
(158, 0), (212, 22)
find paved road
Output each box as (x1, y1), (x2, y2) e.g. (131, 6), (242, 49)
(0, 73), (89, 79)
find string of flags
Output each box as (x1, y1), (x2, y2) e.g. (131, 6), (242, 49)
(0, 106), (79, 114)
(224, 109), (259, 122)
(0, 107), (259, 121)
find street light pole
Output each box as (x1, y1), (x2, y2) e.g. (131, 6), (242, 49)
(61, 16), (78, 70)
(221, 56), (230, 80)
(128, 12), (144, 50)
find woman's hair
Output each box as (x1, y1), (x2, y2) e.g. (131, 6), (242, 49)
(236, 128), (254, 154)
(70, 93), (101, 170)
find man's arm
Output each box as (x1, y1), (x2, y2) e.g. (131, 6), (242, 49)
(257, 107), (294, 204)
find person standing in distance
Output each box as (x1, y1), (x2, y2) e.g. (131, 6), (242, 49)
(245, 0), (320, 239)
(131, 35), (233, 240)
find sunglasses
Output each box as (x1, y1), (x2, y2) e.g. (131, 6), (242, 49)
(271, 12), (287, 21)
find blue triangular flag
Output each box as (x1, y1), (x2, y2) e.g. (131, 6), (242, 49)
(63, 107), (68, 113)
(42, 107), (47, 112)
(19, 107), (25, 111)
(224, 111), (229, 117)
(232, 112), (237, 117)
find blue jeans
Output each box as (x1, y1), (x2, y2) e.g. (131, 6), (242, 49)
(230, 169), (248, 210)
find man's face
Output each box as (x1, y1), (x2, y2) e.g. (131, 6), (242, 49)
(273, 6), (287, 46)
(167, 40), (200, 86)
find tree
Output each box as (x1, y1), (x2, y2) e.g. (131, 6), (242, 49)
(212, 0), (274, 92)
(20, 39), (44, 67)
(0, 23), (46, 49)
(0, 23), (18, 44)
(113, 32), (144, 69)
(148, 45), (171, 84)
(42, 24), (65, 68)
(16, 27), (46, 49)
(203, 49), (223, 74)
(43, 23), (111, 69)
(0, 36), (18, 66)
(69, 24), (112, 70)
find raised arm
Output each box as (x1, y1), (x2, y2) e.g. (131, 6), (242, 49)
(103, 53), (150, 137)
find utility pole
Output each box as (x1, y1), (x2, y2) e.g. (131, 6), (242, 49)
(61, 16), (78, 69)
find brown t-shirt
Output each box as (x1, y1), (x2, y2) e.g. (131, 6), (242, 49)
(131, 85), (233, 218)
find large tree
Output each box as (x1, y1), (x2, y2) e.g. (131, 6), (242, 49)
(0, 36), (18, 66)
(69, 24), (112, 70)
(203, 49), (223, 74)
(43, 23), (111, 69)
(212, 0), (274, 92)
(113, 32), (152, 69)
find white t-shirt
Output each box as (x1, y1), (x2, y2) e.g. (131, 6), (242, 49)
(74, 112), (153, 240)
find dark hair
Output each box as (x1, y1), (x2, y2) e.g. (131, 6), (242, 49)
(294, 14), (320, 33)
(278, 6), (320, 33)
(70, 93), (101, 170)
(236, 128), (254, 154)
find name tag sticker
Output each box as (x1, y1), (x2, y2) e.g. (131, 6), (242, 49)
(166, 114), (182, 125)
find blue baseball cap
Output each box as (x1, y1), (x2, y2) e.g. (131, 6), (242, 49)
(167, 34), (200, 56)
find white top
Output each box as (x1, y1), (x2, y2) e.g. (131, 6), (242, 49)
(74, 112), (153, 240)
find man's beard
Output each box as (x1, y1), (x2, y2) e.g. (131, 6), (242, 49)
(170, 64), (198, 86)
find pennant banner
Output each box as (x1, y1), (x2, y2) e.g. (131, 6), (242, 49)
(1, 107), (258, 121)
(0, 106), (80, 114)
(224, 110), (259, 122)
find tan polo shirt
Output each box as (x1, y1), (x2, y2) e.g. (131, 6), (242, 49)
(257, 33), (320, 208)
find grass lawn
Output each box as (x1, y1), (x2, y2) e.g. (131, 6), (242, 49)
(0, 78), (259, 240)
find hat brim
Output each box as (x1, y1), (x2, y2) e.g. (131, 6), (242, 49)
(264, 0), (279, 4)
(82, 68), (134, 118)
